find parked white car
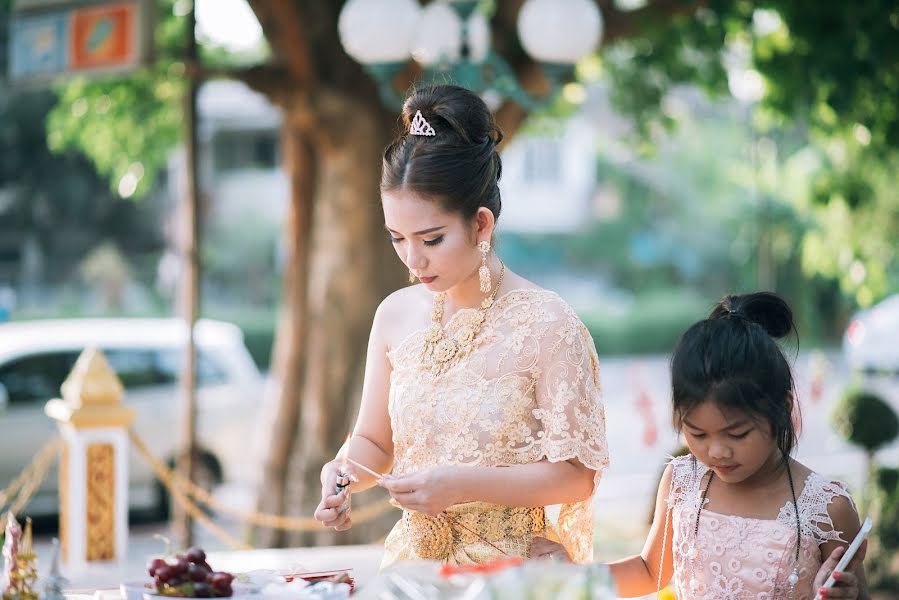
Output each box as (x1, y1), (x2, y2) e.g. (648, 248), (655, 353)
(0, 318), (264, 518)
(843, 294), (899, 375)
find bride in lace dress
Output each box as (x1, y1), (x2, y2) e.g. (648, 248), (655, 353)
(313, 85), (609, 567)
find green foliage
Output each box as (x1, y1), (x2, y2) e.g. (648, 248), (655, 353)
(43, 0), (271, 200)
(0, 4), (163, 260)
(203, 211), (280, 306)
(46, 63), (184, 198)
(599, 0), (899, 305)
(831, 389), (899, 453)
(799, 141), (899, 306)
(203, 308), (276, 369)
(31, 0), (899, 315)
(580, 289), (709, 356)
(867, 466), (899, 592)
(508, 92), (850, 346)
(1, 87), (117, 234)
(45, 0), (187, 198)
(603, 1), (899, 155)
(754, 2), (899, 152)
(602, 1), (731, 141)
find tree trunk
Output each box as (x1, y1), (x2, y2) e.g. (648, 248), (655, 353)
(252, 116), (317, 548)
(254, 88), (401, 547)
(244, 0), (713, 550)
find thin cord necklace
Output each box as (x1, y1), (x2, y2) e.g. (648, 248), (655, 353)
(419, 262), (506, 375)
(689, 458), (802, 597)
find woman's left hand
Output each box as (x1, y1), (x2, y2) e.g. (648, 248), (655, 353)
(379, 466), (463, 515)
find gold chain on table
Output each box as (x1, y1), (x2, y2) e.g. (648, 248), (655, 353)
(0, 437), (61, 525)
(0, 431), (396, 551)
(129, 430), (397, 536)
(129, 430), (252, 549)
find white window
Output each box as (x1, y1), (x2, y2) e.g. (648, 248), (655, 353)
(523, 139), (561, 183)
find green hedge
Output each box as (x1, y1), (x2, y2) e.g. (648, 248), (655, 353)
(868, 467), (899, 592)
(205, 309), (276, 370)
(580, 289), (710, 356)
(222, 289), (714, 370)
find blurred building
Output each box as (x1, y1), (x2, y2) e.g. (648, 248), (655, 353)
(197, 79), (287, 224)
(499, 112), (599, 234)
(187, 80), (610, 237)
(159, 80), (287, 308)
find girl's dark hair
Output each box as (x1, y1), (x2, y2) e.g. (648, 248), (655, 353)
(380, 85), (504, 222)
(671, 292), (799, 458)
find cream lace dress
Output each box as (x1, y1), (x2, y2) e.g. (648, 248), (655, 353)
(666, 455), (854, 600)
(381, 289), (609, 567)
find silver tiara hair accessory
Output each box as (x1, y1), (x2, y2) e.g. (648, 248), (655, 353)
(410, 110), (436, 136)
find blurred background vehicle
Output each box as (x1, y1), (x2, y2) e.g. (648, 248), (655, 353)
(843, 293), (899, 376)
(841, 293), (899, 437)
(0, 318), (264, 519)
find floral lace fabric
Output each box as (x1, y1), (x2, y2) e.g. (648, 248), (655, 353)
(381, 289), (609, 567)
(666, 455), (853, 600)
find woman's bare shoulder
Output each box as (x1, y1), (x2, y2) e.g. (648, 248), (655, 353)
(374, 285), (432, 346)
(378, 284), (430, 315)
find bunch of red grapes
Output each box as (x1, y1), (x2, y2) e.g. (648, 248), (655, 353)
(147, 547), (235, 597)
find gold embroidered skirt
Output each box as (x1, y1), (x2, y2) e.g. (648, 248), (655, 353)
(380, 502), (558, 568)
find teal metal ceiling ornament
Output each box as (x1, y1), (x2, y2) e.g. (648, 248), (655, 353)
(338, 0), (603, 112)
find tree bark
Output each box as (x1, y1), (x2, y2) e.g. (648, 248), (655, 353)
(253, 87), (401, 547)
(252, 116), (317, 549)
(283, 90), (401, 546)
(245, 0), (713, 548)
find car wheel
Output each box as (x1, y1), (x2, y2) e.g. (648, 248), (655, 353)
(153, 451), (223, 521)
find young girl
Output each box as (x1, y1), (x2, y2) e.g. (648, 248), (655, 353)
(533, 292), (867, 599)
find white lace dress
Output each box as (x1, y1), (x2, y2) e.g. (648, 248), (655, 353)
(666, 455), (853, 600)
(381, 289), (609, 567)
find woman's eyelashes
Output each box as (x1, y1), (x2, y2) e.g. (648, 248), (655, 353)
(387, 233), (444, 247)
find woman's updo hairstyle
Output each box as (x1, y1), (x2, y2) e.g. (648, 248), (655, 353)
(670, 292), (799, 458)
(380, 85), (504, 222)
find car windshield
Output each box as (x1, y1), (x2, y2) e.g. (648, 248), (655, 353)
(0, 347), (228, 405)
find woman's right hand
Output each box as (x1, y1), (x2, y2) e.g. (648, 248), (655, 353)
(314, 460), (356, 531)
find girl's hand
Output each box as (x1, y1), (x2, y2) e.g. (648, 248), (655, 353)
(529, 536), (572, 562)
(813, 542), (867, 599)
(378, 466), (462, 515)
(313, 460), (357, 531)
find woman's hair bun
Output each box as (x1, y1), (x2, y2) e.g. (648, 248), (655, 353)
(710, 292), (794, 339)
(401, 85), (502, 146)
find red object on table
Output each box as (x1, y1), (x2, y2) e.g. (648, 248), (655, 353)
(439, 557), (524, 577)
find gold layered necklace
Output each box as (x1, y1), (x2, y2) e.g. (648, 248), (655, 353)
(419, 262), (506, 375)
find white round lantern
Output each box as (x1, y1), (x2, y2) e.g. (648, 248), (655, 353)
(517, 0), (602, 63)
(410, 1), (491, 66)
(338, 0), (420, 64)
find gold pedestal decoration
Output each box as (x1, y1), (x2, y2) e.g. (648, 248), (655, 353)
(86, 443), (115, 561)
(45, 348), (135, 566)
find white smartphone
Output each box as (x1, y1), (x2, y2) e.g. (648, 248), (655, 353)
(821, 516), (873, 589)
